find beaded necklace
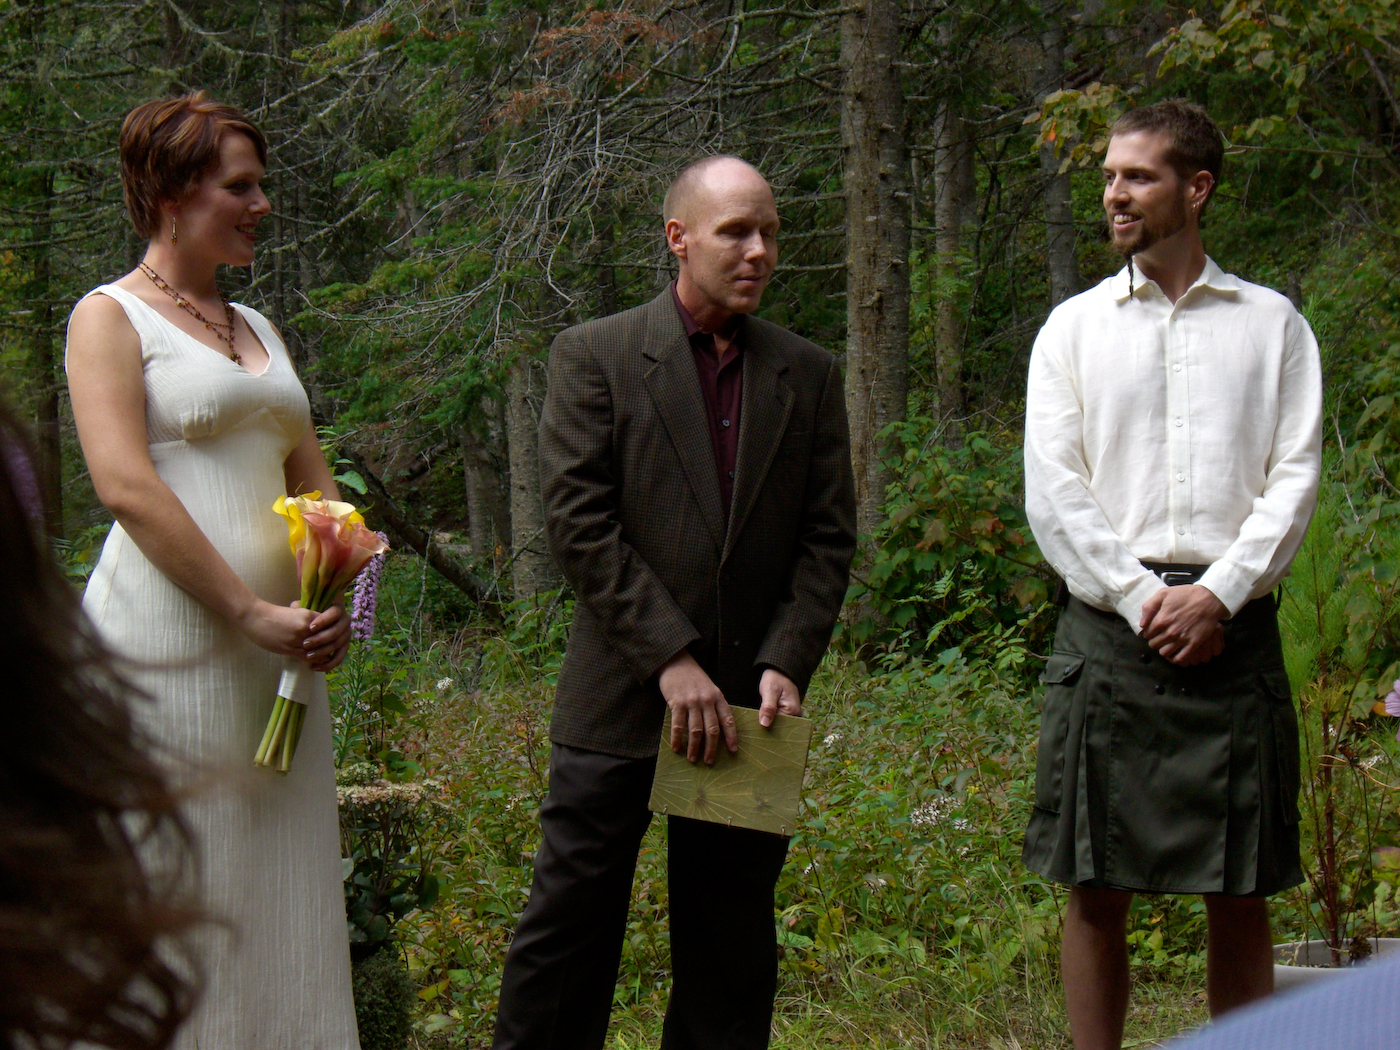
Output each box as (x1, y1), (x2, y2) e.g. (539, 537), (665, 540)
(138, 262), (241, 366)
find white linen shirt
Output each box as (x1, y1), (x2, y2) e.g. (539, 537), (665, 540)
(1024, 257), (1322, 632)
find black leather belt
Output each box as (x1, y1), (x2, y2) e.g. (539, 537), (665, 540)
(1052, 562), (1215, 608)
(1141, 561), (1210, 587)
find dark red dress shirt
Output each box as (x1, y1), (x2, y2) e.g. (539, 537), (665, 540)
(670, 281), (743, 519)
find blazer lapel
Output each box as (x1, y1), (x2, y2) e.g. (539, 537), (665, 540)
(724, 324), (793, 562)
(643, 294), (727, 552)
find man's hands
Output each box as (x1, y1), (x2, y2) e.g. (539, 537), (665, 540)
(658, 654), (804, 764)
(1140, 585), (1228, 667)
(758, 667), (802, 726)
(660, 650), (738, 765)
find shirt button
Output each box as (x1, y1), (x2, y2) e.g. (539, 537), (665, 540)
(721, 418), (731, 428)
(1174, 417), (1183, 427)
(1173, 363), (1182, 372)
(727, 470), (735, 479)
(1176, 472), (1185, 482)
(1154, 684), (1166, 695)
(1176, 526), (1186, 535)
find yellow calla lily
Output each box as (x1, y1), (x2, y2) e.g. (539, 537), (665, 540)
(273, 495), (308, 556)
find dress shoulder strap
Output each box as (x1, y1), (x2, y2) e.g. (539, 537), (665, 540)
(80, 283), (165, 351)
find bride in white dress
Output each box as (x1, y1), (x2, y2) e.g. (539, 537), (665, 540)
(65, 93), (360, 1049)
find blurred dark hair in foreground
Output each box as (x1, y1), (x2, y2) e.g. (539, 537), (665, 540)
(0, 401), (200, 1050)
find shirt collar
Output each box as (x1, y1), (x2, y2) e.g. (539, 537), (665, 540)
(670, 280), (742, 342)
(1109, 256), (1242, 303)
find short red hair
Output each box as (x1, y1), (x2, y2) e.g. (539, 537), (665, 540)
(119, 92), (267, 239)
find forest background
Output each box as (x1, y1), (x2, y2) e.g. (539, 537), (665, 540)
(11, 0), (1400, 1046)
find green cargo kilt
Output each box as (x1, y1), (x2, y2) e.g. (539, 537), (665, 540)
(1022, 596), (1303, 897)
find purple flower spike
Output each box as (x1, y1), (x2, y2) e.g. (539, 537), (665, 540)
(350, 537), (388, 642)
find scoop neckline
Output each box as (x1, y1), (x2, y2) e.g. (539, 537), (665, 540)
(103, 285), (274, 378)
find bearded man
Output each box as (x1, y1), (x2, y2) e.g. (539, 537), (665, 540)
(490, 156), (856, 1050)
(1022, 101), (1322, 1049)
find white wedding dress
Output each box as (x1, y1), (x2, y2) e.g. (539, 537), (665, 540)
(71, 285), (359, 1050)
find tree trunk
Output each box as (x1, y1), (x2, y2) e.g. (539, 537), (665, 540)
(840, 0), (910, 545)
(460, 395), (511, 572)
(594, 206), (619, 319)
(504, 352), (558, 601)
(933, 102), (974, 441)
(1040, 19), (1079, 307)
(28, 169), (61, 536)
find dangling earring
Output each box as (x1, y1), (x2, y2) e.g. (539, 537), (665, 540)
(170, 216), (178, 245)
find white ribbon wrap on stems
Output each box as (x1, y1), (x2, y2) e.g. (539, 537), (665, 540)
(276, 658), (322, 706)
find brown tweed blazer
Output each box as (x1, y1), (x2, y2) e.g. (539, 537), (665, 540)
(539, 288), (857, 759)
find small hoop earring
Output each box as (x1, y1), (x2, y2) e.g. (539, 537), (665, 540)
(170, 217), (177, 245)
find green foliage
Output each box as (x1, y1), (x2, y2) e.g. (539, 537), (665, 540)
(332, 638), (415, 771)
(844, 419), (1054, 669)
(52, 524), (110, 585)
(474, 588), (573, 690)
(351, 946), (415, 1050)
(1269, 479), (1400, 958)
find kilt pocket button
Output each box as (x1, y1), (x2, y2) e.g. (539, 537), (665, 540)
(1139, 652), (1152, 665)
(1154, 684), (1166, 695)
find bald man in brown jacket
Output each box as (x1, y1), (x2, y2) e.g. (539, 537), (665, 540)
(491, 157), (856, 1050)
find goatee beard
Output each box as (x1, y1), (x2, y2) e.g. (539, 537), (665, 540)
(1111, 201), (1189, 259)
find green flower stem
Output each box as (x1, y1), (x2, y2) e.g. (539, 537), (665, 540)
(287, 701), (307, 768)
(261, 693), (294, 769)
(254, 695), (286, 766)
(278, 700), (306, 773)
(293, 700), (308, 753)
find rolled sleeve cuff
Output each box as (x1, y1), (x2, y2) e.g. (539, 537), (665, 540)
(1198, 560), (1254, 618)
(1113, 574), (1168, 635)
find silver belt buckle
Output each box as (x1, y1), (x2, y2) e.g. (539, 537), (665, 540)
(1160, 570), (1196, 587)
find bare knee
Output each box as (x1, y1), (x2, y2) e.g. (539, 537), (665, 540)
(1068, 886), (1134, 932)
(1204, 894), (1270, 928)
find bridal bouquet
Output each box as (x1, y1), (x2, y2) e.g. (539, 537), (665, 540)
(254, 492), (390, 774)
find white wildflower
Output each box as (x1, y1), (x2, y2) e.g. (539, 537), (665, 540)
(337, 777), (444, 809)
(823, 732), (842, 746)
(910, 796), (956, 830)
(435, 677), (454, 694)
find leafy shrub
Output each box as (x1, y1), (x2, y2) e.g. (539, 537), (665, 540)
(1265, 478), (1400, 959)
(844, 418), (1054, 668)
(351, 946), (415, 1050)
(337, 762), (444, 958)
(52, 523), (110, 584)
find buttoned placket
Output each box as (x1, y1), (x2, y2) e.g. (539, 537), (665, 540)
(1165, 291), (1193, 558)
